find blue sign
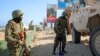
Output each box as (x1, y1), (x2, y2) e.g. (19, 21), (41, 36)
(58, 0), (79, 9)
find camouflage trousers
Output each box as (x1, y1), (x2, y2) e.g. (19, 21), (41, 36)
(7, 43), (22, 56)
(53, 33), (66, 52)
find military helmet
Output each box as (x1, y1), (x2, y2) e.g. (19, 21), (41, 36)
(62, 6), (72, 16)
(12, 9), (24, 18)
(62, 11), (67, 16)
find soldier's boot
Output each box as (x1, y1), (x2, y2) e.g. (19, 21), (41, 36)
(53, 42), (59, 55)
(53, 47), (56, 55)
(59, 41), (64, 55)
(62, 43), (67, 53)
(53, 38), (59, 55)
(62, 50), (68, 53)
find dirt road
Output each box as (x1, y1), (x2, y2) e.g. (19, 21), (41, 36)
(30, 35), (93, 56)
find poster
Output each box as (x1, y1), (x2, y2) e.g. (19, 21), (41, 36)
(47, 4), (57, 23)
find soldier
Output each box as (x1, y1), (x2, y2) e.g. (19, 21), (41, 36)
(5, 9), (26, 56)
(53, 10), (70, 55)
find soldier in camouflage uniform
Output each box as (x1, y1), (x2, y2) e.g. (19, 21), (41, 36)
(53, 11), (70, 55)
(5, 9), (25, 56)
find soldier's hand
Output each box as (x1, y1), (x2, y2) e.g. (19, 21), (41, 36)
(18, 40), (24, 46)
(67, 31), (71, 35)
(67, 32), (69, 35)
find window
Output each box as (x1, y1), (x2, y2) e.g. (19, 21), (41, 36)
(96, 0), (100, 2)
(79, 0), (85, 6)
(64, 0), (72, 3)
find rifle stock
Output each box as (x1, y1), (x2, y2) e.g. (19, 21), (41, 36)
(20, 44), (30, 56)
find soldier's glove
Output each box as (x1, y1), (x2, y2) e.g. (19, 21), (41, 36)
(18, 32), (24, 41)
(67, 32), (71, 35)
(67, 32), (70, 35)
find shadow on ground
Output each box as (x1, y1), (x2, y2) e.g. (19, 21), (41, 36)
(0, 41), (9, 56)
(30, 42), (93, 56)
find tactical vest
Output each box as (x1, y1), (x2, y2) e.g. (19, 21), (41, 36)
(10, 20), (25, 47)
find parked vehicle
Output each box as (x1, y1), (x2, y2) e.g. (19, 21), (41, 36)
(69, 2), (100, 56)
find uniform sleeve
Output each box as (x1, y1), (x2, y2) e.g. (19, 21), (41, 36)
(24, 28), (26, 40)
(69, 13), (73, 24)
(66, 18), (71, 34)
(65, 19), (68, 29)
(5, 22), (18, 43)
(54, 19), (60, 33)
(54, 20), (57, 33)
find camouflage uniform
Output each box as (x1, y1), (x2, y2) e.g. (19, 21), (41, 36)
(5, 20), (25, 56)
(53, 16), (68, 54)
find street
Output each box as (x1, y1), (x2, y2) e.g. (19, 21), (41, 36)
(30, 34), (93, 56)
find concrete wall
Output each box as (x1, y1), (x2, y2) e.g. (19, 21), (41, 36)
(84, 0), (96, 6)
